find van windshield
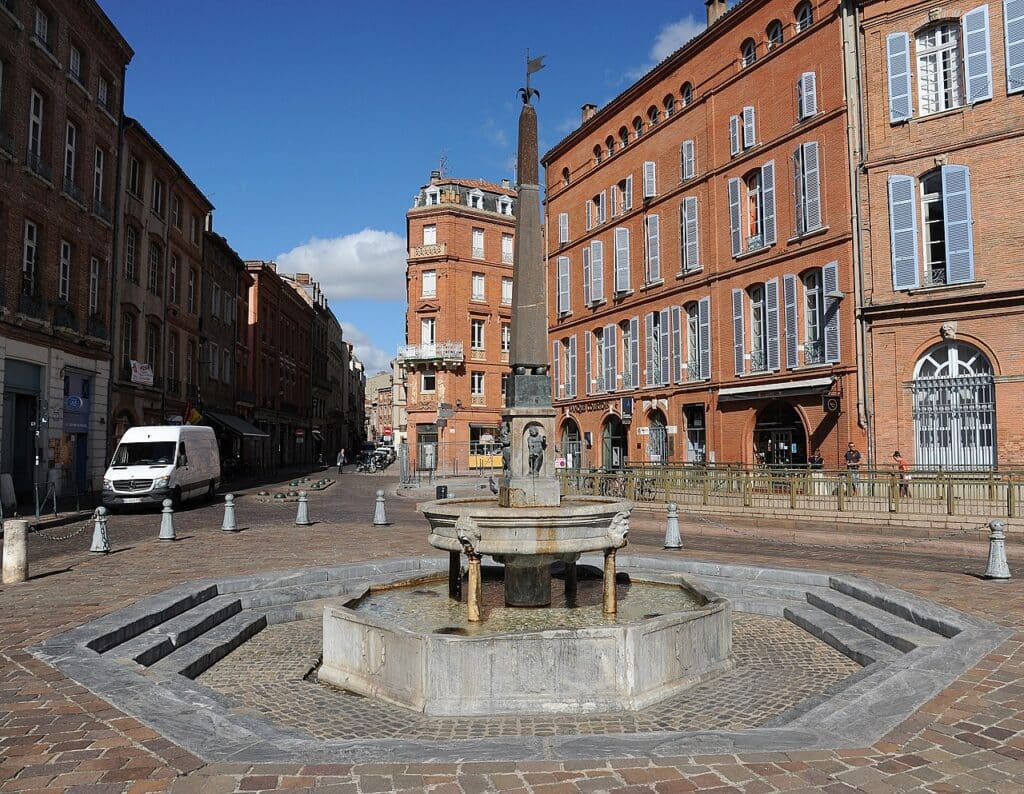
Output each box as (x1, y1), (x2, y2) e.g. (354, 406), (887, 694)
(111, 442), (176, 467)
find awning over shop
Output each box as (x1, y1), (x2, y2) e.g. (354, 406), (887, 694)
(206, 411), (270, 438)
(717, 376), (834, 402)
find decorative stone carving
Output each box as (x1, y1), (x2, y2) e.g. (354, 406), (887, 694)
(940, 321), (957, 339)
(609, 510), (630, 547)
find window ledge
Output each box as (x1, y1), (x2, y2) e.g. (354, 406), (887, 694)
(787, 225), (829, 244)
(23, 166), (54, 190)
(61, 189), (88, 212)
(557, 311), (572, 319)
(641, 278), (665, 291)
(97, 103), (118, 126)
(676, 267), (703, 279)
(613, 289), (635, 299)
(906, 279), (986, 296)
(794, 362), (833, 371)
(30, 37), (62, 70)
(910, 105), (966, 125)
(67, 73), (93, 102)
(1, 3), (23, 28)
(734, 243), (775, 261)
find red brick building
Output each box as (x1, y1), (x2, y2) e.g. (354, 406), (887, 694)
(0, 0), (132, 500)
(543, 0), (864, 470)
(858, 0), (1024, 468)
(398, 171), (517, 473)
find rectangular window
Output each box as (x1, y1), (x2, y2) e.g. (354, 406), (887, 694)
(167, 334), (177, 381)
(64, 121), (76, 183)
(58, 240), (71, 301)
(501, 276), (513, 305)
(152, 179), (164, 217)
(793, 142), (822, 235)
(423, 224), (437, 245)
(590, 240), (605, 303)
(471, 319), (485, 350)
(421, 317), (435, 345)
(501, 233), (513, 264)
(121, 313), (134, 366)
(97, 75), (110, 109)
(558, 212), (569, 244)
(146, 325), (159, 371)
(171, 195), (181, 228)
(222, 350), (232, 384)
(22, 220), (37, 294)
(93, 147), (104, 205)
(186, 342), (195, 385)
(797, 72), (818, 119)
(916, 24), (963, 115)
(88, 257), (100, 315)
(168, 254), (178, 304)
(472, 228), (484, 258)
(643, 161), (657, 198)
(190, 215), (199, 244)
(556, 256), (570, 314)
(209, 342), (219, 380)
(472, 272), (485, 300)
(28, 89), (44, 158)
(128, 156), (140, 195)
(645, 214), (661, 282)
(501, 323), (511, 352)
(124, 226), (137, 281)
(421, 370), (436, 392)
(614, 227), (631, 293)
(34, 7), (49, 46)
(187, 269), (196, 313)
(421, 269), (436, 297)
(69, 45), (82, 81)
(681, 139), (696, 180)
(471, 371), (484, 396)
(212, 283), (221, 317)
(680, 196), (700, 272)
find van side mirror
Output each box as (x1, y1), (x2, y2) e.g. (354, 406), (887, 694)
(178, 456), (187, 467)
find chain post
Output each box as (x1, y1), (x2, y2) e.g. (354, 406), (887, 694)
(837, 476), (845, 512)
(742, 472), (752, 508)
(702, 469), (709, 506)
(789, 473), (797, 510)
(945, 472), (955, 515)
(1008, 476), (1016, 519)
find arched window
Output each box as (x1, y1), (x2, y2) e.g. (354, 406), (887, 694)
(767, 20), (784, 49)
(619, 126), (630, 148)
(647, 409), (669, 463)
(663, 94), (676, 117)
(605, 135), (615, 156)
(633, 116), (644, 140)
(561, 418), (582, 470)
(685, 302), (700, 378)
(593, 144), (602, 166)
(802, 269), (825, 364)
(747, 284), (767, 372)
(741, 38), (757, 67)
(912, 342), (995, 468)
(795, 1), (813, 33)
(561, 167), (570, 187)
(680, 82), (693, 106)
(647, 105), (659, 127)
(916, 23), (963, 115)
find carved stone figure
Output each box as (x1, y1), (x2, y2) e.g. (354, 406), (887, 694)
(526, 426), (546, 475)
(500, 423), (511, 474)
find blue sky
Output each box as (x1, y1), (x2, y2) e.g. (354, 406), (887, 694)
(103, 0), (707, 372)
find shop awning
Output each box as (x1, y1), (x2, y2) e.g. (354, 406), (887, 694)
(717, 376), (834, 402)
(206, 411), (270, 438)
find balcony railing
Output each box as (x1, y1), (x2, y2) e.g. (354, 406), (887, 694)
(471, 394), (486, 406)
(52, 303), (78, 331)
(687, 358), (703, 382)
(86, 315), (107, 339)
(93, 198), (113, 224)
(749, 349), (768, 373)
(63, 176), (85, 205)
(397, 341), (464, 363)
(923, 267), (948, 288)
(18, 292), (46, 320)
(409, 243), (447, 259)
(26, 150), (52, 183)
(804, 340), (825, 366)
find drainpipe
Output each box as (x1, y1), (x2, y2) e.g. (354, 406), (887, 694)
(105, 67), (129, 463)
(840, 0), (872, 465)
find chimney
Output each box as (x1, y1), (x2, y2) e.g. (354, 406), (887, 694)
(501, 178), (510, 189)
(429, 169), (441, 183)
(706, 0), (727, 26)
(581, 103), (598, 123)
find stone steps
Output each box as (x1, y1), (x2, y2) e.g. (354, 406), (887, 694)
(783, 604), (904, 666)
(149, 611), (268, 680)
(109, 595), (244, 666)
(805, 590), (946, 653)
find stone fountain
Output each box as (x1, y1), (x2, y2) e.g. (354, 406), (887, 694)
(319, 65), (732, 715)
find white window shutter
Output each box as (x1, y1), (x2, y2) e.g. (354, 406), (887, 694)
(729, 115), (740, 156)
(783, 274), (798, 369)
(558, 212), (569, 244)
(942, 165), (975, 284)
(557, 255), (570, 314)
(684, 196), (699, 271)
(823, 261), (841, 363)
(644, 312), (655, 386)
(625, 175), (634, 210)
(610, 184), (619, 217)
(799, 72), (818, 118)
(732, 288), (745, 376)
(671, 306), (683, 384)
(592, 240), (604, 301)
(646, 214), (660, 282)
(585, 199), (593, 231)
(682, 139), (695, 180)
(568, 335), (578, 397)
(598, 190), (607, 224)
(802, 142), (821, 231)
(742, 106), (756, 148)
(553, 340), (562, 396)
(792, 146), (806, 234)
(698, 296), (711, 380)
(886, 33), (913, 123)
(887, 175), (920, 289)
(659, 308), (670, 385)
(614, 227), (630, 293)
(762, 160), (777, 246)
(630, 316), (640, 389)
(1006, 0), (1024, 94)
(595, 330), (605, 392)
(728, 177), (742, 256)
(766, 277), (780, 371)
(582, 246), (592, 306)
(963, 6), (993, 103)
(643, 161), (657, 198)
(605, 324), (618, 392)
(584, 331), (592, 395)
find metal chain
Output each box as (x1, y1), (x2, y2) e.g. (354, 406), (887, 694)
(33, 511), (96, 542)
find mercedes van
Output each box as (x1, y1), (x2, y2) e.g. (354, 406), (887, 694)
(103, 425), (220, 508)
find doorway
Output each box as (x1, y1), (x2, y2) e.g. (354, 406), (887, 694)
(560, 418), (582, 469)
(753, 401), (806, 467)
(647, 409), (669, 463)
(684, 405), (706, 463)
(602, 415), (627, 470)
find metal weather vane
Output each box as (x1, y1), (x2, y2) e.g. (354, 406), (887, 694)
(519, 50), (545, 104)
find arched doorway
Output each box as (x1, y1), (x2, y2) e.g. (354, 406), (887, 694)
(753, 401), (806, 466)
(560, 418), (582, 470)
(602, 415), (627, 470)
(647, 409), (669, 463)
(911, 341), (995, 468)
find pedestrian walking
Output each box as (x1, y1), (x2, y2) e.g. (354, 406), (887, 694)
(336, 448), (346, 475)
(893, 450), (911, 498)
(844, 441), (862, 496)
(808, 448), (825, 496)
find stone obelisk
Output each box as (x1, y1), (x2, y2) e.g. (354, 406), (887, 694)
(500, 60), (560, 510)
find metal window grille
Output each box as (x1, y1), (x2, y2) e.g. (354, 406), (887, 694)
(911, 373), (995, 469)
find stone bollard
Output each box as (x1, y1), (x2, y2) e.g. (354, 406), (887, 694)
(372, 490), (388, 526)
(295, 491), (312, 526)
(90, 507), (111, 553)
(2, 519), (29, 583)
(221, 494), (237, 531)
(664, 503), (682, 550)
(159, 499), (176, 541)
(984, 519), (1011, 580)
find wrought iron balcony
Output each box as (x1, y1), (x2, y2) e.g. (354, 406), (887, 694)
(26, 150), (52, 183)
(409, 243), (447, 259)
(86, 315), (107, 339)
(804, 340), (825, 366)
(749, 349), (768, 373)
(746, 234), (764, 252)
(397, 341), (464, 365)
(922, 267), (948, 288)
(63, 177), (85, 205)
(18, 292), (46, 320)
(53, 303), (78, 331)
(687, 358), (703, 382)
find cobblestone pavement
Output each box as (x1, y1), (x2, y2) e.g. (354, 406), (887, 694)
(1, 470), (1023, 791)
(197, 613), (859, 740)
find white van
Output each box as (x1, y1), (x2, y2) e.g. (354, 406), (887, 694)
(103, 425), (220, 508)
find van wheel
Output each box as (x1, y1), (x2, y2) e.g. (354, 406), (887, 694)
(171, 487), (182, 509)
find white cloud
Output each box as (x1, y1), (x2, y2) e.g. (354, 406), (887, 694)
(625, 15), (705, 81)
(340, 321), (394, 374)
(276, 228), (406, 302)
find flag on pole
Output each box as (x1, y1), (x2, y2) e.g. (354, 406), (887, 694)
(527, 55), (546, 74)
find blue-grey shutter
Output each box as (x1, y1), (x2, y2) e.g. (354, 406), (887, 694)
(671, 306), (683, 384)
(682, 139), (695, 180)
(614, 227), (630, 292)
(584, 331), (592, 395)
(585, 200), (593, 231)
(698, 296), (711, 380)
(793, 146), (806, 234)
(568, 335), (577, 397)
(595, 330), (605, 392)
(783, 274), (798, 369)
(629, 316), (640, 389)
(582, 246), (592, 306)
(659, 308), (671, 385)
(942, 165), (975, 284)
(558, 212), (568, 244)
(822, 261), (841, 363)
(886, 33), (913, 123)
(1007, 0), (1024, 94)
(802, 142), (821, 231)
(557, 256), (570, 314)
(553, 340), (562, 397)
(610, 184), (619, 217)
(620, 322), (631, 389)
(643, 161), (657, 198)
(591, 240), (604, 302)
(729, 115), (740, 156)
(742, 106), (756, 148)
(624, 175), (634, 210)
(799, 72), (818, 119)
(963, 6), (993, 104)
(683, 196), (699, 271)
(644, 312), (655, 386)
(598, 190), (607, 224)
(605, 324), (618, 392)
(887, 175), (920, 289)
(728, 178), (742, 256)
(732, 288), (745, 376)
(646, 214), (660, 282)
(761, 160), (776, 246)
(766, 278), (780, 371)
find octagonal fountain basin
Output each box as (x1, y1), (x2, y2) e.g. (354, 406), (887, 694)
(319, 567), (733, 716)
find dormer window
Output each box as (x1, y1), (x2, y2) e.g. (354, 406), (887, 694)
(426, 188), (440, 205)
(468, 189), (484, 209)
(497, 196), (513, 215)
